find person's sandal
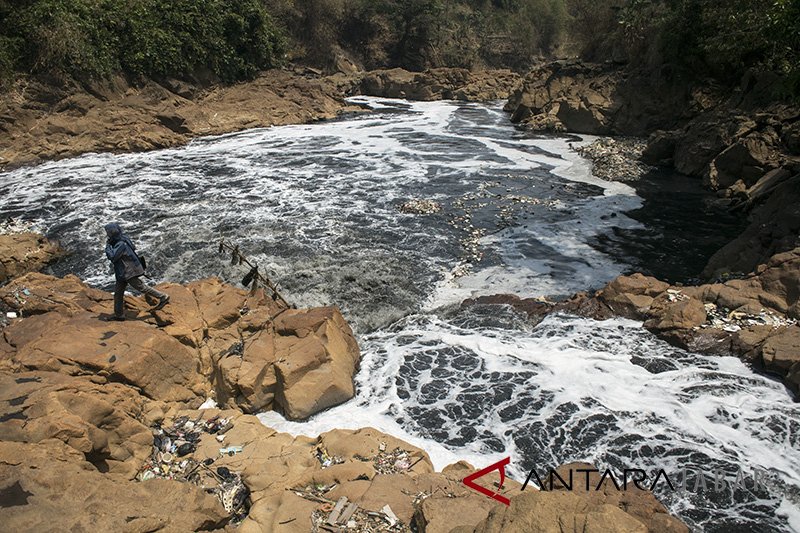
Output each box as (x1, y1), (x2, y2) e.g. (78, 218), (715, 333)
(152, 294), (170, 311)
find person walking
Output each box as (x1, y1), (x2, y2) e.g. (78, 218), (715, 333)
(104, 223), (169, 321)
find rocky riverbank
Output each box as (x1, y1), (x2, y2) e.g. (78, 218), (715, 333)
(0, 67), (521, 170)
(464, 245), (800, 397)
(0, 221), (64, 285)
(0, 239), (687, 531)
(505, 60), (800, 279)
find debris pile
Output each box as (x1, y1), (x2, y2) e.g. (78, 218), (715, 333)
(137, 415), (250, 524)
(371, 443), (420, 475)
(700, 303), (797, 333)
(290, 443), (425, 531)
(572, 138), (652, 182)
(398, 199), (442, 215)
(289, 488), (407, 532)
(315, 444), (344, 468)
(447, 180), (564, 265)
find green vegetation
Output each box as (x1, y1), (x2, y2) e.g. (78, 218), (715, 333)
(1, 0), (797, 94)
(266, 0), (571, 71)
(0, 0), (285, 82)
(616, 0), (800, 86)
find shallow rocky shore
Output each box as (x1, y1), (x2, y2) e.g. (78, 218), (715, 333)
(0, 67), (520, 170)
(505, 60), (800, 277)
(0, 240), (687, 532)
(465, 246), (800, 396)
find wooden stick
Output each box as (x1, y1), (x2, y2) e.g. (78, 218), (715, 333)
(218, 239), (291, 309)
(326, 497), (348, 525)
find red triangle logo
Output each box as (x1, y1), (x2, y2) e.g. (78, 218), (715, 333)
(463, 457), (511, 506)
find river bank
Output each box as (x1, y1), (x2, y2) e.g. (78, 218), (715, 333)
(0, 67), (520, 170)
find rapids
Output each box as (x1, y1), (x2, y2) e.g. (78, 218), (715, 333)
(1, 97), (797, 532)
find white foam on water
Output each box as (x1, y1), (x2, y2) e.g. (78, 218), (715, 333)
(260, 313), (800, 531)
(778, 499), (800, 533)
(2, 96), (797, 530)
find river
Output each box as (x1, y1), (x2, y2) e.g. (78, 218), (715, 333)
(1, 97), (798, 532)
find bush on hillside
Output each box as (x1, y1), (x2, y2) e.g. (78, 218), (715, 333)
(0, 0), (285, 82)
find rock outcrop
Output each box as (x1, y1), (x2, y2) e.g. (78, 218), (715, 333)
(0, 272), (360, 419)
(702, 174), (800, 278)
(483, 248), (800, 395)
(0, 440), (228, 532)
(506, 61), (800, 290)
(358, 68), (521, 102)
(0, 272), (687, 531)
(473, 462), (686, 533)
(505, 61), (690, 136)
(0, 232), (64, 284)
(0, 70), (359, 169)
(0, 67), (522, 171)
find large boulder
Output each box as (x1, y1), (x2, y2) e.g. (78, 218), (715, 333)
(672, 114), (757, 178)
(598, 273), (670, 320)
(0, 232), (64, 284)
(698, 248), (800, 318)
(707, 133), (780, 189)
(644, 297), (708, 332)
(273, 307), (361, 420)
(703, 176), (800, 279)
(761, 326), (800, 390)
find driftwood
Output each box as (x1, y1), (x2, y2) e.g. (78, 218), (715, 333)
(217, 239), (291, 309)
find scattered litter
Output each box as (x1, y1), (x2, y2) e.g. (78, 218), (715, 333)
(299, 490), (407, 532)
(315, 445), (343, 468)
(381, 505), (399, 527)
(372, 446), (418, 475)
(136, 415), (249, 524)
(666, 289), (689, 302)
(0, 218), (37, 235)
(572, 137), (652, 182)
(6, 312), (17, 319)
(701, 305), (797, 331)
(398, 199), (441, 214)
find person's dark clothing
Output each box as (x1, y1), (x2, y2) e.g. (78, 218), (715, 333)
(105, 223), (145, 281)
(113, 277), (166, 318)
(104, 223), (168, 319)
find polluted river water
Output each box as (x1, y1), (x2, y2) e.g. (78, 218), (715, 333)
(1, 97), (798, 532)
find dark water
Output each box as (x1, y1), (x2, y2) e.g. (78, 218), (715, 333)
(592, 169), (748, 283)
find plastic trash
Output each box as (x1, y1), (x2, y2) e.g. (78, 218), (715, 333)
(177, 443), (195, 457)
(220, 445), (243, 456)
(199, 398), (217, 409)
(6, 312), (17, 319)
(382, 505), (399, 526)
